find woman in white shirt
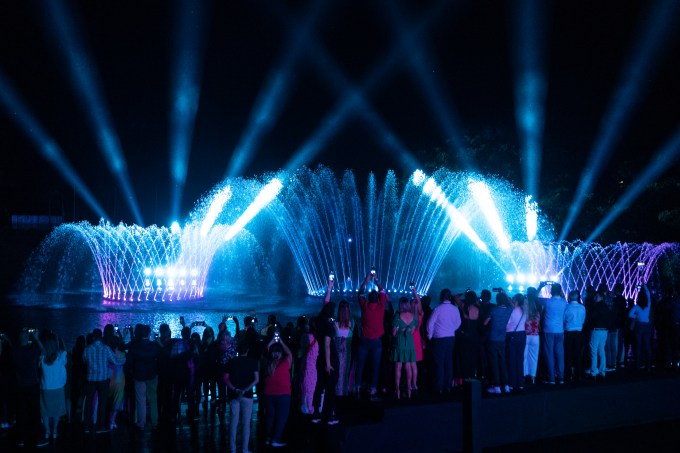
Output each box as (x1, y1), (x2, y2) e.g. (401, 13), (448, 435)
(40, 334), (67, 440)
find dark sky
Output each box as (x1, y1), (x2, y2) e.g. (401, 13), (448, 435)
(1, 0), (679, 240)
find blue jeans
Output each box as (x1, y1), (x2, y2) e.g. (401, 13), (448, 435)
(264, 394), (290, 443)
(431, 336), (455, 391)
(355, 338), (382, 392)
(543, 333), (564, 381)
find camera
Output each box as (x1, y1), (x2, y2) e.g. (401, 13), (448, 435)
(114, 324), (119, 333)
(540, 281), (554, 286)
(154, 333), (159, 340)
(409, 281), (415, 289)
(370, 266), (376, 275)
(227, 315), (234, 321)
(28, 328), (36, 334)
(274, 331), (281, 342)
(329, 270), (335, 281)
(636, 285), (642, 290)
(492, 287), (503, 293)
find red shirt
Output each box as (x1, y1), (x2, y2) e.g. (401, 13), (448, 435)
(359, 291), (387, 339)
(264, 359), (291, 396)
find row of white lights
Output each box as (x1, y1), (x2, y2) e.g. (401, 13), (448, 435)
(505, 273), (559, 285)
(143, 267), (200, 278)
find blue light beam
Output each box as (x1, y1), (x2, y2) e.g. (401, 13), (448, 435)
(169, 0), (210, 221)
(586, 124), (680, 242)
(510, 0), (549, 199)
(42, 0), (144, 225)
(0, 70), (108, 220)
(224, 2), (327, 179)
(381, 0), (474, 170)
(283, 1), (449, 172)
(560, 0), (680, 240)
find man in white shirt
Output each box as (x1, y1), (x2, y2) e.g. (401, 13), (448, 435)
(426, 289), (461, 393)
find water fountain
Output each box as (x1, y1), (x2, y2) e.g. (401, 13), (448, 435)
(18, 166), (680, 303)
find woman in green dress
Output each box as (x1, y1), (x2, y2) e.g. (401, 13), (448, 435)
(392, 296), (418, 399)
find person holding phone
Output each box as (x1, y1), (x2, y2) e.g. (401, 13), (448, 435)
(355, 270), (387, 400)
(311, 279), (340, 424)
(262, 336), (293, 447)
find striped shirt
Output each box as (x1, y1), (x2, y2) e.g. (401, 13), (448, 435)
(83, 340), (125, 381)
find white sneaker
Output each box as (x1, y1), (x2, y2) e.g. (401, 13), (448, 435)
(486, 386), (501, 394)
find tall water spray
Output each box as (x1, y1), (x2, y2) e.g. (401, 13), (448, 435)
(266, 166), (554, 296)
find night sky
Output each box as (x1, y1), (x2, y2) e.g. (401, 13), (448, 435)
(1, 0), (679, 242)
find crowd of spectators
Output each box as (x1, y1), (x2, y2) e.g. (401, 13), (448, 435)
(1, 273), (679, 450)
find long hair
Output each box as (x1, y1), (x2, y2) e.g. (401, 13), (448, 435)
(264, 343), (286, 378)
(637, 288), (649, 309)
(337, 300), (351, 329)
(398, 296), (412, 314)
(43, 335), (60, 366)
(496, 291), (511, 308)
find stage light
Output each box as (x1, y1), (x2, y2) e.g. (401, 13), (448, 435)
(0, 70), (109, 220)
(155, 267), (164, 277)
(506, 274), (514, 284)
(143, 268), (152, 277)
(278, 2), (431, 173)
(224, 178), (284, 241)
(169, 0), (208, 221)
(382, 0), (475, 170)
(170, 221), (181, 234)
(468, 180), (511, 250)
(509, 0), (548, 199)
(587, 124), (680, 242)
(200, 185), (232, 237)
(560, 0), (680, 240)
(42, 0), (144, 225)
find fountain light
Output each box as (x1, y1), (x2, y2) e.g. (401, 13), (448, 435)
(468, 180), (511, 250)
(201, 185), (232, 237)
(225, 178), (283, 241)
(421, 176), (487, 252)
(170, 222), (181, 234)
(525, 196), (539, 241)
(412, 169), (426, 187)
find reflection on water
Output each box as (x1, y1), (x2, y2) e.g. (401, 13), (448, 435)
(0, 291), (336, 349)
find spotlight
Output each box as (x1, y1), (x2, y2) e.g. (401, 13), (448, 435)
(560, 0), (680, 240)
(170, 222), (181, 234)
(506, 274), (515, 284)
